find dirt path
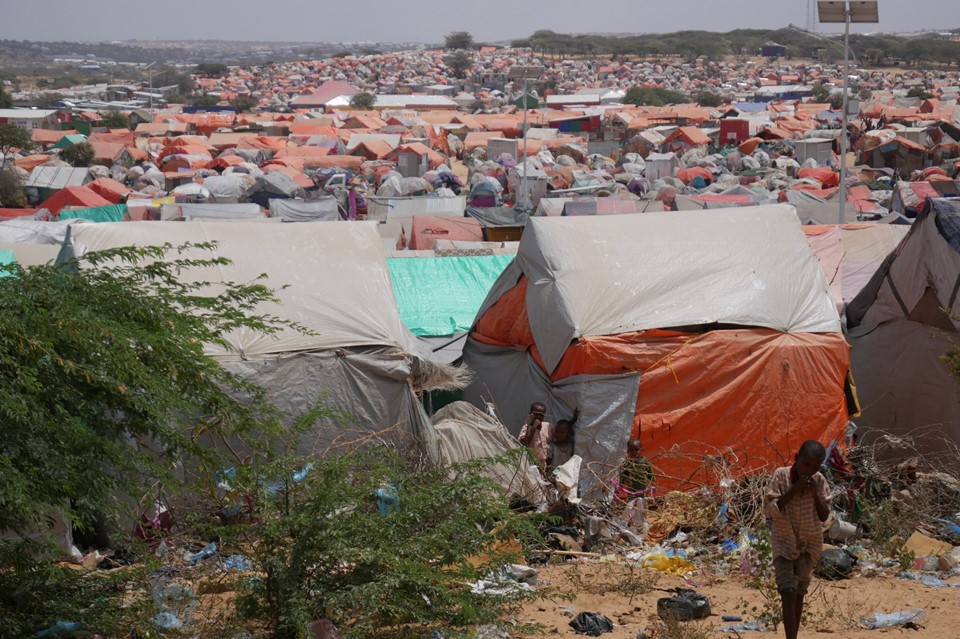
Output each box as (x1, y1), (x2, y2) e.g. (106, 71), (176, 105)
(517, 561), (960, 638)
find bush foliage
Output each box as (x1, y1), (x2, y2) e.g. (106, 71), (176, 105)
(234, 449), (543, 639)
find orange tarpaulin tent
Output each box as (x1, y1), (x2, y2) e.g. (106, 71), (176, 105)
(464, 208), (850, 492)
(39, 186), (112, 215)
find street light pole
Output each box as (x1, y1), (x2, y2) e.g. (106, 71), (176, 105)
(520, 76), (530, 211)
(507, 65), (544, 213)
(840, 11), (850, 225)
(817, 1), (879, 224)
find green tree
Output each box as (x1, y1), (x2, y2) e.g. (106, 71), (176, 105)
(236, 449), (542, 639)
(0, 86), (12, 109)
(444, 31), (474, 50)
(443, 50), (473, 79)
(0, 123), (32, 165)
(0, 244), (297, 635)
(194, 62), (229, 77)
(906, 86), (933, 100)
(623, 86), (688, 107)
(811, 84), (832, 103)
(349, 91), (377, 110)
(192, 94), (222, 107)
(0, 169), (26, 208)
(151, 69), (194, 96)
(59, 141), (95, 167)
(231, 96), (259, 113)
(36, 92), (64, 108)
(99, 110), (129, 129)
(695, 91), (724, 107)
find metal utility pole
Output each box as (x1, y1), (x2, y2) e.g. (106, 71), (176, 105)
(817, 1), (879, 224)
(508, 65), (544, 213)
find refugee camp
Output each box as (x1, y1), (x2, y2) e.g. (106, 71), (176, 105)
(1, 1), (960, 637)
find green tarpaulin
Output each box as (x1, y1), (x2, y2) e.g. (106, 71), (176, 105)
(387, 255), (513, 336)
(58, 204), (127, 223)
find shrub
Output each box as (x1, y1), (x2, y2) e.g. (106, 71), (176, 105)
(234, 449), (543, 639)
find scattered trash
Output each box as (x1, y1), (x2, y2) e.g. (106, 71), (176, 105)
(827, 516), (858, 542)
(223, 554), (254, 571)
(188, 542), (217, 565)
(913, 555), (940, 572)
(720, 621), (767, 633)
(307, 619), (343, 639)
(475, 624), (511, 639)
(469, 564), (538, 596)
(898, 572), (960, 588)
(816, 547), (856, 580)
(721, 615), (743, 622)
(558, 605), (576, 617)
(902, 531), (953, 557)
(375, 484), (399, 517)
(862, 609), (925, 630)
(656, 588), (711, 621)
(641, 553), (695, 575)
(150, 580), (196, 629)
(569, 612), (614, 636)
(36, 621), (83, 637)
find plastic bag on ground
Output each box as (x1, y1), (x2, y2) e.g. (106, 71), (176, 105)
(569, 612), (614, 636)
(656, 588), (711, 621)
(816, 547), (856, 580)
(862, 609), (925, 630)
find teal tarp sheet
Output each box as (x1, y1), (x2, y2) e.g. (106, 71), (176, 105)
(58, 204), (127, 223)
(387, 255), (513, 336)
(0, 249), (14, 277)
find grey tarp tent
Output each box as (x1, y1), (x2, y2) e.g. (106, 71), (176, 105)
(268, 198), (340, 222)
(161, 203), (267, 221)
(60, 221), (458, 454)
(846, 199), (960, 459)
(427, 401), (547, 503)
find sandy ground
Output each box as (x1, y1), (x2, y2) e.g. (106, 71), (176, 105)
(516, 561), (960, 638)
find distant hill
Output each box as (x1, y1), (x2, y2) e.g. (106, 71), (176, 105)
(509, 28), (960, 67)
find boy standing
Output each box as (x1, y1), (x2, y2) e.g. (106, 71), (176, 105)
(764, 440), (831, 639)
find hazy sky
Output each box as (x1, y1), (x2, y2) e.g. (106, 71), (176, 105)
(0, 0), (955, 43)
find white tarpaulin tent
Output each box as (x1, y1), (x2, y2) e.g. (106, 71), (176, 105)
(513, 205), (840, 373)
(60, 221), (456, 450)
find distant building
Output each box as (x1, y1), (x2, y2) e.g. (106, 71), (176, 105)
(0, 108), (59, 130)
(761, 42), (787, 58)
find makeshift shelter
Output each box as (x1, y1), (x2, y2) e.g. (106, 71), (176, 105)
(267, 198), (340, 222)
(407, 216), (483, 250)
(60, 221), (458, 453)
(463, 206), (850, 494)
(160, 203), (266, 221)
(803, 224), (910, 314)
(39, 186), (112, 215)
(427, 401), (545, 503)
(846, 199), (960, 458)
(643, 152), (678, 181)
(58, 204), (127, 223)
